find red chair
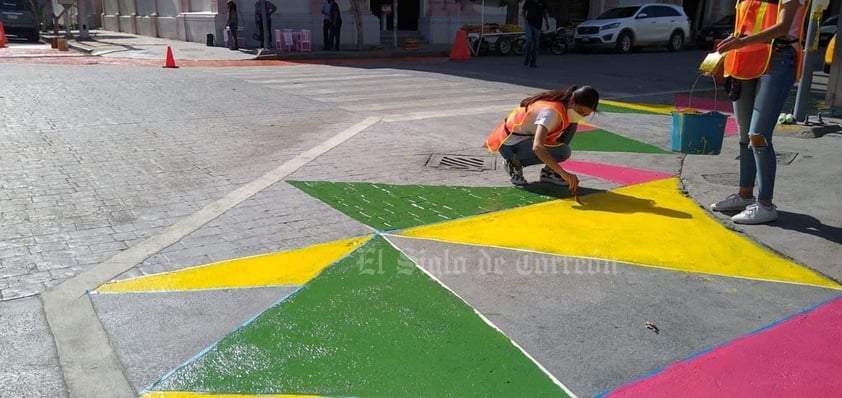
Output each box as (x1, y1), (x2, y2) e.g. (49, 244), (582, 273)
(296, 29), (312, 52)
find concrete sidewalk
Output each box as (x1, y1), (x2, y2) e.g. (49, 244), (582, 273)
(61, 30), (451, 62)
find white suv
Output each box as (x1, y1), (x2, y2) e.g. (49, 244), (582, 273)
(574, 4), (690, 53)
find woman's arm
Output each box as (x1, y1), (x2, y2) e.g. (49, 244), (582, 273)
(716, 1), (801, 53)
(533, 125), (579, 193)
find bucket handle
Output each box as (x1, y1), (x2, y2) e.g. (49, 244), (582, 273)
(687, 74), (719, 111)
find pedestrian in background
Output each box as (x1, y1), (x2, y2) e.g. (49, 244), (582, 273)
(321, 0), (332, 50)
(225, 0), (239, 50)
(329, 0), (342, 50)
(254, 0), (277, 48)
(521, 0), (549, 68)
(485, 86), (600, 193)
(710, 0), (807, 224)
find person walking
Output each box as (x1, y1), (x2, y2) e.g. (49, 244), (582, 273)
(254, 0), (277, 48)
(225, 0), (239, 50)
(521, 0), (549, 67)
(485, 86), (600, 193)
(328, 0), (342, 50)
(709, 0), (807, 224)
(321, 0), (332, 50)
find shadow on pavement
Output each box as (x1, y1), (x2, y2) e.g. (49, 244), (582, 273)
(774, 210), (842, 244)
(571, 190), (693, 218)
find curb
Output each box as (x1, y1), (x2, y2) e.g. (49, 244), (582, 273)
(775, 122), (842, 138)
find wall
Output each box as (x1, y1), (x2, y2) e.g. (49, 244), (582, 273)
(98, 0), (382, 46)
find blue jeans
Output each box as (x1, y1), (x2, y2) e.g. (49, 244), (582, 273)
(732, 46), (797, 201)
(498, 123), (577, 166)
(523, 24), (541, 65)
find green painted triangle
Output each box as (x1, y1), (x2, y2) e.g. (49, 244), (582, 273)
(148, 237), (570, 397)
(288, 181), (561, 231)
(597, 102), (663, 114)
(572, 128), (671, 154)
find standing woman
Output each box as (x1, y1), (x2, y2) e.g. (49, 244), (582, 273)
(485, 86), (599, 193)
(225, 0), (239, 50)
(710, 0), (807, 224)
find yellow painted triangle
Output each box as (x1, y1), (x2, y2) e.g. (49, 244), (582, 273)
(601, 99), (675, 115)
(97, 236), (372, 293)
(399, 178), (839, 289)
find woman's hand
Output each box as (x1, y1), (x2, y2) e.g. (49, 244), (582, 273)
(715, 35), (744, 53)
(561, 171), (579, 194)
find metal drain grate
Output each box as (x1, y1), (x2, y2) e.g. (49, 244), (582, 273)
(426, 154), (495, 172)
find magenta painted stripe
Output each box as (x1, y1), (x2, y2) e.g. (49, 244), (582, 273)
(577, 124), (598, 132)
(603, 297), (842, 398)
(675, 94), (733, 113)
(560, 160), (674, 186)
(674, 94), (738, 136)
(724, 116), (738, 136)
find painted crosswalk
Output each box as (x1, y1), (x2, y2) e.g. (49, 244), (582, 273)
(207, 65), (531, 120)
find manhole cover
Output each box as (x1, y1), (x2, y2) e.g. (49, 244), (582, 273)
(775, 151), (798, 165)
(736, 151), (798, 165)
(426, 154), (495, 172)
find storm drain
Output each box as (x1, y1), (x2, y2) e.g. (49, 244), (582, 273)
(426, 154), (495, 172)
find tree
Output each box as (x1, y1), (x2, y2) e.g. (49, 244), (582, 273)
(349, 0), (364, 49)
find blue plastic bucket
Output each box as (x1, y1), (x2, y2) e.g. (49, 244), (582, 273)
(671, 109), (727, 155)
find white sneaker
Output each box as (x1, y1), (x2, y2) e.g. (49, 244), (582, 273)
(732, 203), (778, 224)
(504, 160), (528, 186)
(711, 193), (755, 212)
(539, 167), (568, 186)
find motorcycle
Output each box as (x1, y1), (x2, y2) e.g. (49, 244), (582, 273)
(510, 27), (568, 56)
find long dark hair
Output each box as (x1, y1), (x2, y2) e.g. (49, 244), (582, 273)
(520, 85), (600, 111)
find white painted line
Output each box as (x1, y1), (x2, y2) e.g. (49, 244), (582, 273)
(42, 116), (382, 398)
(382, 233), (579, 398)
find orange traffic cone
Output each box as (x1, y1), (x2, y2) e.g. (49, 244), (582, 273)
(163, 46), (179, 68)
(0, 22), (8, 49)
(449, 30), (471, 61)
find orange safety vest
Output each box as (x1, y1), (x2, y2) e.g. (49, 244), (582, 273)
(724, 0), (806, 80)
(485, 100), (569, 152)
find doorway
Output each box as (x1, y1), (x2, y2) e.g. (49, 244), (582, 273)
(371, 0), (419, 31)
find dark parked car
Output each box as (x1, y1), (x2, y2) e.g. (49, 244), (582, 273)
(696, 14), (735, 49)
(0, 0), (39, 42)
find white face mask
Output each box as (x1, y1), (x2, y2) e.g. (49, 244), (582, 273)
(567, 108), (584, 124)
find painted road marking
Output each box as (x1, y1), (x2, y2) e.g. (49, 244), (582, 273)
(601, 296), (842, 397)
(96, 236), (371, 293)
(289, 181), (561, 231)
(144, 237), (571, 397)
(570, 127), (672, 154)
(561, 160), (675, 186)
(43, 117), (382, 398)
(399, 178), (840, 289)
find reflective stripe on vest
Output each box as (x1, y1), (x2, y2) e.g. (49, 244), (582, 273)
(724, 0), (806, 80)
(485, 100), (568, 152)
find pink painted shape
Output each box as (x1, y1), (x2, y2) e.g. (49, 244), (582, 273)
(674, 94), (738, 136)
(604, 297), (842, 398)
(724, 116), (738, 136)
(560, 160), (674, 186)
(577, 124), (598, 132)
(675, 94), (733, 113)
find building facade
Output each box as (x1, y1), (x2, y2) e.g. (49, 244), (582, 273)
(95, 0), (840, 48)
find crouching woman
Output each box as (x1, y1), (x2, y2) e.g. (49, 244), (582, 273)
(485, 85), (599, 194)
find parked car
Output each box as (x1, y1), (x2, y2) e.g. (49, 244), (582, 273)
(825, 33), (836, 73)
(0, 0), (39, 42)
(819, 15), (838, 46)
(573, 3), (691, 53)
(696, 14), (735, 49)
